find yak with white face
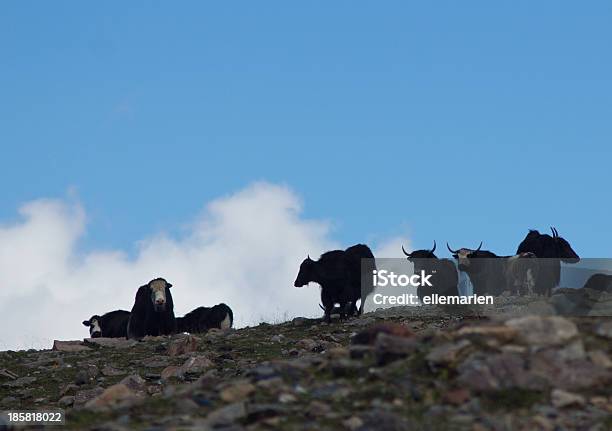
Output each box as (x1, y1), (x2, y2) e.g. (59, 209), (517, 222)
(127, 277), (177, 339)
(82, 310), (130, 338)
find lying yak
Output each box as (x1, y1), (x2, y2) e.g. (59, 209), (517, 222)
(516, 227), (580, 295)
(127, 277), (177, 339)
(402, 241), (459, 302)
(82, 310), (130, 338)
(176, 303), (234, 333)
(294, 243), (375, 323)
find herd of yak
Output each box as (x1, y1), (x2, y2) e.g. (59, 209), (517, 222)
(83, 227), (612, 337)
(82, 278), (234, 339)
(294, 228), (612, 323)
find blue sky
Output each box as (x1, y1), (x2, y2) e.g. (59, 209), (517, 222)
(1, 1), (611, 257)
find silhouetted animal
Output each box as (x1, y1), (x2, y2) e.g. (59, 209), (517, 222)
(582, 273), (612, 293)
(294, 244), (375, 323)
(127, 278), (176, 339)
(82, 310), (130, 338)
(176, 303), (234, 333)
(516, 227), (579, 295)
(402, 241), (459, 302)
(447, 242), (507, 296)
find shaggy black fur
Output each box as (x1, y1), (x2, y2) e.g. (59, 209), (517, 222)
(176, 303), (234, 333)
(82, 310), (130, 338)
(126, 278), (176, 339)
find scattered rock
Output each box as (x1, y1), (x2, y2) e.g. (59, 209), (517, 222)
(427, 340), (472, 367)
(84, 384), (141, 410)
(2, 376), (37, 388)
(166, 335), (198, 356)
(52, 340), (92, 352)
(101, 365), (126, 377)
(352, 323), (414, 345)
(58, 395), (74, 407)
(505, 316), (578, 347)
(220, 381), (256, 402)
(84, 338), (138, 349)
(206, 401), (247, 425)
(374, 333), (419, 365)
(74, 387), (105, 406)
(595, 321), (612, 339)
(551, 389), (586, 408)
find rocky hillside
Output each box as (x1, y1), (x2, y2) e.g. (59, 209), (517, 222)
(1, 304), (612, 430)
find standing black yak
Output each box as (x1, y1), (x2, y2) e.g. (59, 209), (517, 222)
(516, 227), (579, 295)
(176, 303), (234, 333)
(447, 242), (507, 296)
(402, 241), (459, 302)
(294, 244), (375, 323)
(127, 277), (177, 339)
(82, 310), (130, 338)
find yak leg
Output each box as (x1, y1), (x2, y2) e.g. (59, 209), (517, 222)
(321, 290), (334, 324)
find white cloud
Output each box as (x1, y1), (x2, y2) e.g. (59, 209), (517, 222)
(0, 182), (412, 350)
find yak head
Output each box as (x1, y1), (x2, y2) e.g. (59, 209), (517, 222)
(402, 241), (437, 261)
(82, 315), (102, 338)
(550, 227), (580, 263)
(447, 242), (483, 271)
(294, 255), (317, 287)
(148, 278), (173, 312)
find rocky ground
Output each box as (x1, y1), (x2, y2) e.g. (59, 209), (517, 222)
(1, 303), (612, 430)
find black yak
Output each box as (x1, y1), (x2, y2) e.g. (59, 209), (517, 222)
(447, 242), (506, 296)
(582, 273), (612, 293)
(516, 227), (579, 295)
(294, 244), (375, 323)
(176, 303), (234, 333)
(82, 310), (130, 338)
(127, 277), (176, 339)
(402, 241), (459, 302)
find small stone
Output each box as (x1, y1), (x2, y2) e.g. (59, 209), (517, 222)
(85, 384), (140, 410)
(83, 338), (138, 349)
(296, 338), (319, 351)
(307, 400), (331, 416)
(160, 366), (182, 381)
(166, 335), (198, 357)
(292, 317), (309, 326)
(270, 335), (284, 342)
(588, 350), (612, 368)
(101, 366), (126, 377)
(551, 389), (585, 408)
(220, 382), (255, 402)
(180, 355), (213, 374)
(443, 388), (471, 406)
(374, 333), (419, 365)
(456, 325), (517, 342)
(343, 416), (364, 430)
(595, 321), (612, 339)
(58, 396), (74, 407)
(74, 387), (105, 406)
(427, 340), (472, 366)
(505, 316), (578, 347)
(52, 340), (92, 352)
(279, 393), (296, 403)
(206, 402), (247, 425)
(119, 374), (146, 393)
(352, 323), (414, 346)
(2, 376), (37, 388)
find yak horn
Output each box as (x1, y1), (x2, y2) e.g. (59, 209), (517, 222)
(401, 245), (411, 257)
(447, 243), (459, 254)
(430, 240), (437, 253)
(474, 241), (483, 252)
